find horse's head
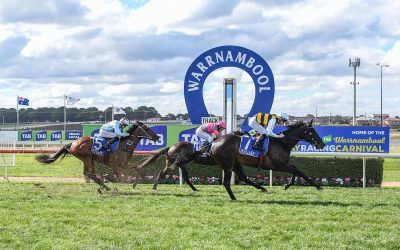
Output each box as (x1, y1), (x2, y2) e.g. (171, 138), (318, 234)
(133, 121), (160, 142)
(302, 119), (325, 149)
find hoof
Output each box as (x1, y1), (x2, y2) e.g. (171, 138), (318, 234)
(317, 186), (323, 191)
(97, 188), (102, 194)
(284, 184), (290, 190)
(152, 187), (158, 191)
(261, 188), (268, 193)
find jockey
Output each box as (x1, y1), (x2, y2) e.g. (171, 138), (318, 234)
(99, 117), (130, 151)
(248, 112), (289, 151)
(195, 121), (227, 151)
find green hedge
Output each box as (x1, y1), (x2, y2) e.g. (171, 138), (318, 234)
(95, 155), (383, 186)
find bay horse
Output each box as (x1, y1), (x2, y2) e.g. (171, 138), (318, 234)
(35, 121), (159, 193)
(137, 120), (326, 200)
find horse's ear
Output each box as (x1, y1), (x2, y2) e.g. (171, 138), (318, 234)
(308, 119), (313, 127)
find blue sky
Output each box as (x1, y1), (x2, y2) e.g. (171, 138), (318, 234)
(0, 0), (399, 117)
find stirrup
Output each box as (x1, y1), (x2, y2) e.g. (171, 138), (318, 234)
(252, 144), (263, 151)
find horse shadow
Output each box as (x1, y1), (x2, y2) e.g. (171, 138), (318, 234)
(102, 190), (200, 198)
(239, 199), (364, 207)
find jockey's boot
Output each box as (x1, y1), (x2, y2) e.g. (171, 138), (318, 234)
(104, 137), (117, 151)
(199, 141), (211, 154)
(253, 134), (266, 151)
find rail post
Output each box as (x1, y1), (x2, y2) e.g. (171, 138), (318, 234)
(362, 157), (366, 188)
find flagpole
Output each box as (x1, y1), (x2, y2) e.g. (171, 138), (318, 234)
(112, 104), (114, 120)
(64, 94), (66, 132)
(16, 94), (19, 129)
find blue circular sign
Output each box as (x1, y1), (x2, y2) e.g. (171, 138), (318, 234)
(184, 45), (275, 129)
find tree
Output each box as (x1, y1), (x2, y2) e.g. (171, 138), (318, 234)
(162, 113), (176, 120)
(132, 106), (160, 120)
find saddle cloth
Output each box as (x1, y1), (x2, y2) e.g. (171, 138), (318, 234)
(239, 135), (269, 157)
(91, 137), (120, 156)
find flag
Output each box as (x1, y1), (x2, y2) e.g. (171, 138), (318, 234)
(65, 95), (80, 105)
(18, 96), (29, 106)
(113, 106), (126, 115)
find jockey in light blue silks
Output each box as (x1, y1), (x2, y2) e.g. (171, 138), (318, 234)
(99, 117), (130, 151)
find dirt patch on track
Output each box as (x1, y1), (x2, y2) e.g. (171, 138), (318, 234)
(381, 181), (400, 187)
(1, 177), (87, 183)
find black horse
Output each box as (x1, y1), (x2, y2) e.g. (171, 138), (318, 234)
(137, 120), (326, 200)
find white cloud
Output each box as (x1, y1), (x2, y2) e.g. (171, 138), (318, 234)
(0, 0), (399, 118)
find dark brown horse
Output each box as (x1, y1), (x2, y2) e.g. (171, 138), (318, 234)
(36, 121), (159, 192)
(137, 120), (325, 200)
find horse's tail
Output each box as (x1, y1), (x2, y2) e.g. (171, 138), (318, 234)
(35, 143), (71, 164)
(136, 147), (170, 169)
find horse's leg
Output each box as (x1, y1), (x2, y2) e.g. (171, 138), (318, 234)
(222, 169), (236, 201)
(179, 165), (198, 191)
(284, 173), (296, 190)
(83, 158), (111, 193)
(233, 162), (268, 193)
(153, 160), (176, 191)
(287, 164), (322, 190)
(132, 168), (142, 190)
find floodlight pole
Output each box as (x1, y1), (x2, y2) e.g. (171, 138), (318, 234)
(349, 57), (360, 126)
(64, 94), (67, 132)
(376, 63), (389, 127)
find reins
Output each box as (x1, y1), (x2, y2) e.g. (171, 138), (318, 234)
(281, 128), (307, 147)
(132, 123), (154, 140)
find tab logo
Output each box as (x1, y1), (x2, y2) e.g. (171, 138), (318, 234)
(21, 131), (32, 141)
(51, 131), (62, 141)
(36, 131), (47, 141)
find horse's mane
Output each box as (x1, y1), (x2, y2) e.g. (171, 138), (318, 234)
(286, 120), (307, 130)
(125, 124), (139, 134)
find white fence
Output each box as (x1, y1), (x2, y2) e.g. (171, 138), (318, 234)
(0, 141), (16, 181)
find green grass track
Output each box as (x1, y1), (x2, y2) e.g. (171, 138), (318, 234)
(0, 184), (399, 249)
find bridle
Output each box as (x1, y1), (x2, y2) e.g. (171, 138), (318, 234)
(282, 126), (319, 147)
(133, 123), (157, 141)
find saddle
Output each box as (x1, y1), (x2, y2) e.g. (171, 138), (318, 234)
(91, 137), (120, 157)
(193, 141), (212, 157)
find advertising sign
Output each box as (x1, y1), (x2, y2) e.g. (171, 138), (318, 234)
(184, 45), (275, 130)
(18, 130), (84, 141)
(72, 125), (391, 154)
(291, 126), (390, 153)
(36, 131), (47, 141)
(135, 126), (167, 151)
(65, 131), (83, 140)
(50, 131), (62, 141)
(201, 116), (222, 124)
(20, 131), (33, 141)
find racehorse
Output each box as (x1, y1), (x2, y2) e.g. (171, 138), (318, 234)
(35, 121), (159, 193)
(137, 120), (326, 200)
